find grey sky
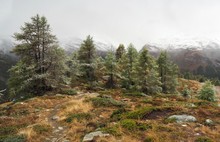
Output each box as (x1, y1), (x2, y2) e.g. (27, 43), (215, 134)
(1, 0), (220, 48)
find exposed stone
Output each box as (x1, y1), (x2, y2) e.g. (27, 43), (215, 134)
(121, 98), (130, 102)
(187, 103), (196, 108)
(168, 114), (197, 123)
(205, 119), (214, 125)
(82, 131), (110, 142)
(58, 126), (64, 130)
(52, 116), (59, 120)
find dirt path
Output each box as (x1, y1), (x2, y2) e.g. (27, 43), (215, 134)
(46, 100), (69, 142)
(45, 92), (98, 142)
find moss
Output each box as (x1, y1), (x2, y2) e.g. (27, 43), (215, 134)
(195, 137), (213, 142)
(110, 108), (127, 121)
(0, 135), (26, 142)
(144, 137), (154, 142)
(65, 113), (92, 123)
(90, 97), (124, 107)
(102, 125), (121, 136)
(124, 107), (157, 119)
(123, 92), (146, 97)
(120, 119), (151, 132)
(164, 117), (177, 124)
(33, 124), (51, 134)
(0, 126), (18, 136)
(60, 88), (77, 95)
(120, 119), (137, 132)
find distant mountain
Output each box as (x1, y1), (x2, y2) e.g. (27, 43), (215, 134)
(0, 38), (17, 90)
(60, 38), (115, 57)
(144, 40), (220, 79)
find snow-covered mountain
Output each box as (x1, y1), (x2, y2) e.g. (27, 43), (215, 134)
(144, 39), (220, 79)
(60, 37), (115, 54)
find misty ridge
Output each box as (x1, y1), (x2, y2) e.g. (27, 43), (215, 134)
(0, 1), (220, 142)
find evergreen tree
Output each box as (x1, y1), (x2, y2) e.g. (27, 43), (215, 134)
(136, 48), (161, 94)
(157, 51), (178, 94)
(104, 51), (118, 88)
(119, 44), (138, 89)
(8, 14), (66, 98)
(78, 35), (97, 84)
(115, 44), (125, 61)
(68, 51), (81, 86)
(198, 81), (215, 102)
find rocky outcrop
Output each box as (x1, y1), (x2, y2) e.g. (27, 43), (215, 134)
(168, 114), (197, 123)
(82, 131), (110, 142)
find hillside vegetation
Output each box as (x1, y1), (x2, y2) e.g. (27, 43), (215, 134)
(0, 15), (220, 142)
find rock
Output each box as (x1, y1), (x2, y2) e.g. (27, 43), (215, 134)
(52, 116), (59, 120)
(194, 127), (199, 131)
(187, 103), (196, 108)
(100, 94), (112, 98)
(121, 98), (130, 102)
(51, 138), (57, 142)
(82, 131), (110, 142)
(35, 109), (40, 112)
(205, 119), (214, 126)
(58, 126), (64, 130)
(168, 114), (197, 123)
(53, 129), (60, 133)
(194, 133), (200, 136)
(181, 124), (187, 127)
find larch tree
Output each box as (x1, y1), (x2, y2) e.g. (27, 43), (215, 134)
(119, 44), (138, 90)
(157, 51), (178, 94)
(115, 44), (126, 61)
(8, 14), (67, 98)
(78, 35), (97, 85)
(104, 51), (118, 88)
(136, 48), (162, 94)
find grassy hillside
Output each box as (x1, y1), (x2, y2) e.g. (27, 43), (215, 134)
(0, 79), (219, 142)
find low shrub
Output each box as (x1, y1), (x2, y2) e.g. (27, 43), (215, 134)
(120, 119), (151, 132)
(198, 81), (215, 102)
(144, 137), (154, 142)
(90, 97), (124, 107)
(102, 125), (121, 136)
(65, 113), (92, 123)
(110, 108), (127, 121)
(120, 119), (137, 131)
(195, 137), (213, 142)
(0, 126), (18, 136)
(124, 107), (157, 119)
(60, 88), (77, 95)
(181, 88), (191, 98)
(0, 135), (26, 142)
(123, 92), (146, 97)
(33, 124), (51, 134)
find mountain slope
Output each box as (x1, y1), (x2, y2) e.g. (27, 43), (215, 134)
(0, 39), (17, 90)
(144, 40), (220, 79)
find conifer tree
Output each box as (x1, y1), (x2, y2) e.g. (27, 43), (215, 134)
(68, 51), (80, 86)
(115, 44), (125, 61)
(8, 14), (67, 98)
(104, 51), (118, 88)
(78, 35), (97, 84)
(119, 44), (138, 89)
(157, 51), (178, 94)
(136, 48), (161, 94)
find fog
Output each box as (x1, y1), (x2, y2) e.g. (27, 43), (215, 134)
(1, 0), (220, 48)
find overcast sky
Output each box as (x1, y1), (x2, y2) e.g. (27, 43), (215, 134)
(1, 0), (220, 48)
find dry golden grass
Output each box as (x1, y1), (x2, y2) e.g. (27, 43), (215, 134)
(1, 86), (220, 142)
